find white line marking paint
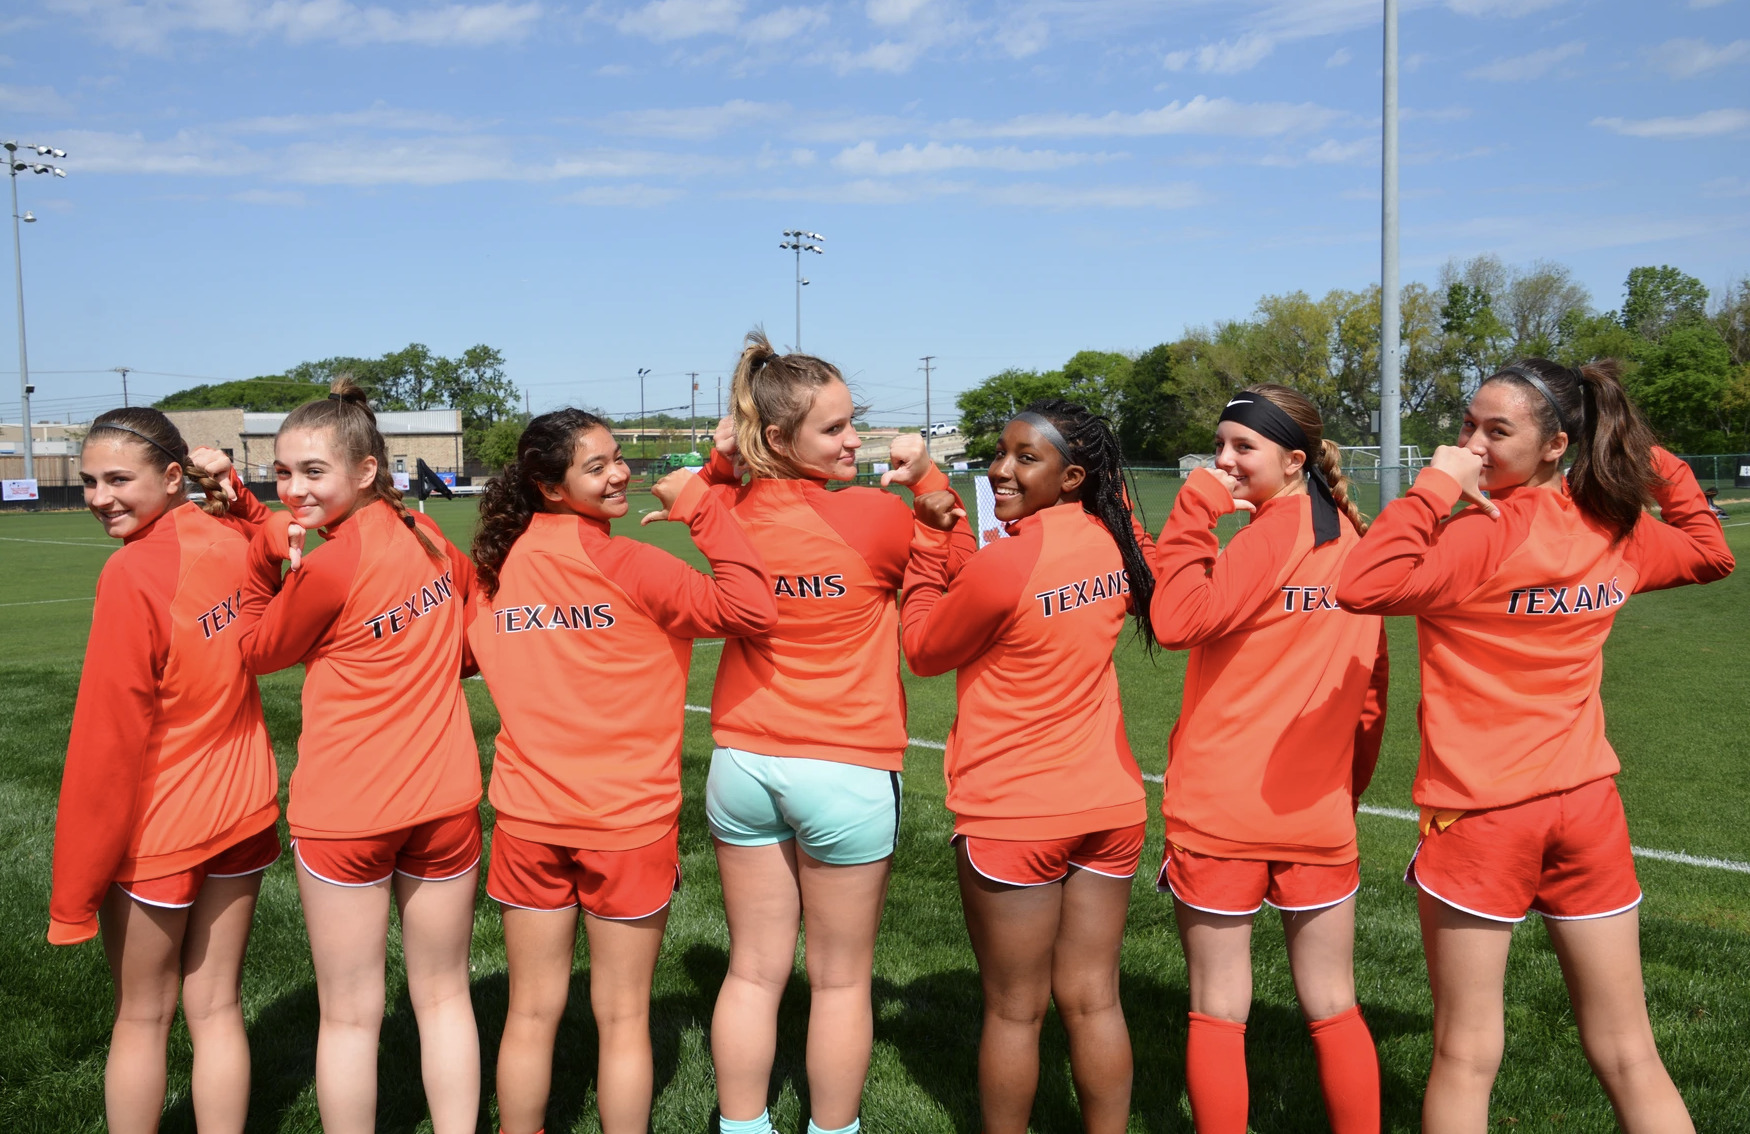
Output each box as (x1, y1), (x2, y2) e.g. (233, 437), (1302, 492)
(0, 536), (115, 548)
(0, 596), (94, 608)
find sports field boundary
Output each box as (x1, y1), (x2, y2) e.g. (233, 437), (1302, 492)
(677, 705), (1750, 876)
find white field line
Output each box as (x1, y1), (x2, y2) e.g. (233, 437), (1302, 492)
(0, 536), (115, 548)
(1721, 521), (1750, 529)
(0, 596), (94, 608)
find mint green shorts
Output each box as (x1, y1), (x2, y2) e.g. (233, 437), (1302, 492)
(705, 747), (901, 866)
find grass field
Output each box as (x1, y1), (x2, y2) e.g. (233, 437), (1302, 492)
(2, 478), (1747, 1133)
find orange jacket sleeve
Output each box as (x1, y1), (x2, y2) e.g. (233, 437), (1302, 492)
(1149, 469), (1298, 649)
(1351, 623), (1390, 805)
(1336, 468), (1528, 615)
(902, 526), (1037, 677)
(592, 473), (779, 639)
(1625, 448), (1735, 592)
(49, 553), (172, 944)
(237, 512), (358, 674)
(226, 472), (274, 530)
(910, 464), (978, 579)
(700, 449), (743, 488)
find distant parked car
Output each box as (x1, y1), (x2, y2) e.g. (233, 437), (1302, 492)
(929, 422), (958, 437)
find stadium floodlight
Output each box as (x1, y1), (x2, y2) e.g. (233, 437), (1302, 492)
(778, 227), (825, 352)
(5, 138), (68, 483)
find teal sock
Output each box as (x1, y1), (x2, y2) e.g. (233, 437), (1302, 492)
(720, 1111), (773, 1134)
(807, 1120), (860, 1134)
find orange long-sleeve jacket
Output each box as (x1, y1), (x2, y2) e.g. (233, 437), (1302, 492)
(902, 504), (1149, 839)
(50, 496), (280, 945)
(468, 475), (777, 849)
(1336, 449), (1733, 812)
(237, 499), (481, 839)
(701, 452), (974, 770)
(1150, 470), (1388, 864)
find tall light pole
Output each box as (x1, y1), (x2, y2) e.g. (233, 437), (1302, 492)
(919, 355), (935, 458)
(637, 367), (650, 456)
(5, 140), (65, 482)
(779, 229), (823, 352)
(688, 372), (700, 452)
(1379, 0), (1402, 504)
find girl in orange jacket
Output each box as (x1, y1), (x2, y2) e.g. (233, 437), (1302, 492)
(1337, 358), (1733, 1134)
(237, 379), (483, 1134)
(697, 330), (972, 1134)
(1150, 384), (1388, 1134)
(51, 407), (280, 1134)
(901, 399), (1155, 1134)
(466, 409), (777, 1134)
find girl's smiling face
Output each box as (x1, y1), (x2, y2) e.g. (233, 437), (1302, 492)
(1214, 420), (1304, 507)
(1457, 381), (1568, 493)
(81, 437), (182, 539)
(771, 379), (861, 481)
(538, 426), (632, 520)
(987, 419), (1085, 522)
(273, 426), (376, 530)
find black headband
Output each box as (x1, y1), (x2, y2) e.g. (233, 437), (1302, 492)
(1217, 396), (1341, 546)
(1012, 411), (1075, 465)
(1496, 365), (1578, 439)
(91, 422), (185, 468)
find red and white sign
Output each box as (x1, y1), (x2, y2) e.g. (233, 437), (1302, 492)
(2, 479), (40, 502)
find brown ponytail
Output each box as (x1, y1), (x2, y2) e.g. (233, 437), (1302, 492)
(1481, 357), (1659, 540)
(1244, 383), (1370, 535)
(278, 377), (446, 562)
(730, 327), (846, 479)
(472, 408), (610, 598)
(85, 406), (229, 517)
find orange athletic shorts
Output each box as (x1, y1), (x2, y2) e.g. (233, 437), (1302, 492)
(487, 824), (682, 920)
(954, 823), (1146, 887)
(294, 808), (482, 887)
(1408, 776), (1641, 923)
(122, 825), (282, 909)
(1159, 844), (1360, 916)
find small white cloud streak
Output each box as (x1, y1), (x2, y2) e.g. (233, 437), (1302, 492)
(1701, 176), (1750, 199)
(615, 0), (742, 41)
(594, 99), (786, 140)
(1326, 47), (1352, 68)
(741, 4), (827, 42)
(0, 83), (75, 116)
(1164, 34), (1275, 75)
(951, 96), (1340, 140)
(231, 188), (305, 206)
(50, 0), (544, 51)
(1647, 38), (1750, 79)
(831, 140), (1116, 175)
(1465, 40), (1584, 81)
(559, 184), (684, 206)
(865, 0), (931, 27)
(1592, 108), (1750, 139)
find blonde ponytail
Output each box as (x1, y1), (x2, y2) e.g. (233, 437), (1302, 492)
(729, 327), (846, 480)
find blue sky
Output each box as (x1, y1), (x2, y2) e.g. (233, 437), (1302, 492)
(2, 0), (1746, 425)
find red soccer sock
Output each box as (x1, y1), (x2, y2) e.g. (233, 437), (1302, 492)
(1308, 1005), (1380, 1134)
(1186, 1011), (1248, 1134)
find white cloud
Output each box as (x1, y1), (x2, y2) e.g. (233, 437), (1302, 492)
(595, 99), (786, 140)
(615, 0), (742, 41)
(994, 16), (1048, 58)
(1647, 38), (1750, 80)
(1689, 0), (1731, 7)
(1465, 40), (1584, 81)
(0, 83), (74, 116)
(1592, 108), (1750, 139)
(1701, 176), (1750, 198)
(51, 0), (543, 51)
(981, 182), (1203, 209)
(1306, 138), (1373, 164)
(1325, 47), (1352, 68)
(959, 96), (1342, 140)
(865, 0), (932, 26)
(741, 4), (827, 42)
(559, 184), (684, 206)
(1164, 34), (1274, 75)
(831, 140), (1114, 175)
(1446, 0), (1566, 15)
(226, 107), (481, 135)
(830, 38), (926, 72)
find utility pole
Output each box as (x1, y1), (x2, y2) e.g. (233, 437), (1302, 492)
(113, 366), (131, 407)
(919, 355), (935, 458)
(688, 372), (700, 452)
(637, 367), (650, 458)
(524, 388), (531, 419)
(717, 374), (722, 420)
(1379, 0), (1403, 504)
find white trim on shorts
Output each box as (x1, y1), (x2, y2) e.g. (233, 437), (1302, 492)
(1536, 893), (1644, 922)
(293, 840), (392, 888)
(1266, 882), (1359, 914)
(1067, 860), (1138, 881)
(119, 847), (282, 909)
(1405, 845), (1526, 924)
(488, 887), (674, 921)
(1155, 854), (1262, 916)
(954, 834), (1066, 888)
(395, 854), (480, 884)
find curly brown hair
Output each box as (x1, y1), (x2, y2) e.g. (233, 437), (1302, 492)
(472, 408), (611, 598)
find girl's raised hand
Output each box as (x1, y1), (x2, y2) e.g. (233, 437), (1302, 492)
(1207, 467), (1257, 514)
(913, 490), (966, 532)
(1429, 445), (1500, 520)
(286, 523), (305, 570)
(713, 416), (738, 459)
(882, 433), (935, 488)
(188, 446), (238, 500)
(641, 469), (695, 526)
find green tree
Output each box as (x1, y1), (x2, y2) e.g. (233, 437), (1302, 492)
(1711, 277), (1750, 369)
(474, 417), (525, 472)
(1626, 321), (1734, 449)
(955, 368), (1073, 460)
(1622, 266), (1709, 341)
(1439, 280), (1511, 394)
(1112, 343), (1195, 462)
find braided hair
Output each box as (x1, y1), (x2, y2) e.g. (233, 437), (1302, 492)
(1022, 398), (1156, 650)
(85, 406), (230, 518)
(472, 408), (611, 598)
